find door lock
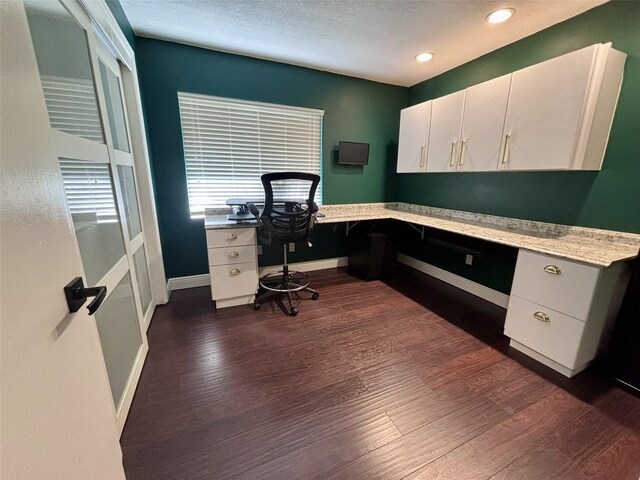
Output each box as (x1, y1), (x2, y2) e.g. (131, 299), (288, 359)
(64, 277), (107, 315)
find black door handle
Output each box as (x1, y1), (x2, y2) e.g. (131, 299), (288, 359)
(64, 277), (108, 315)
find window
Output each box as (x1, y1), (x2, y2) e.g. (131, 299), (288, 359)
(178, 93), (323, 215)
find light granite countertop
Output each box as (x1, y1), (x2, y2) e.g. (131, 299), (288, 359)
(205, 203), (640, 267)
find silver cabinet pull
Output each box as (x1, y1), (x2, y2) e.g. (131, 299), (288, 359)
(229, 251), (239, 258)
(449, 141), (458, 167)
(533, 311), (551, 323)
(419, 145), (426, 169)
(230, 268), (241, 276)
(459, 139), (466, 166)
(227, 233), (238, 240)
(501, 133), (511, 164)
(544, 265), (561, 275)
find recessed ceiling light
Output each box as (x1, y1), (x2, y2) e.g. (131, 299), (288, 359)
(486, 8), (515, 24)
(414, 52), (435, 63)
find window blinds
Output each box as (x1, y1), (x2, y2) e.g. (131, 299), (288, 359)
(177, 93), (323, 214)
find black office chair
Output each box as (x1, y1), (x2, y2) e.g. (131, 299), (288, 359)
(248, 172), (320, 316)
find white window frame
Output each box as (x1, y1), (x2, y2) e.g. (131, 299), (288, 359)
(177, 93), (324, 217)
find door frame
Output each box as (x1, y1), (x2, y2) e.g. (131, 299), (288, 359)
(76, 0), (168, 315)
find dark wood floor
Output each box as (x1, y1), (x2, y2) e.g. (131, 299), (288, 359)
(121, 267), (640, 479)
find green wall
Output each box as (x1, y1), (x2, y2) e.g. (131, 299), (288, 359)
(134, 38), (406, 278)
(404, 0), (640, 234)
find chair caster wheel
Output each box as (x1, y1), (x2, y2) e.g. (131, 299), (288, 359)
(254, 302), (260, 310)
(290, 308), (298, 316)
(312, 293), (319, 300)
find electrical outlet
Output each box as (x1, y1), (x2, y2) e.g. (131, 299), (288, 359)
(289, 243), (295, 252)
(465, 254), (473, 265)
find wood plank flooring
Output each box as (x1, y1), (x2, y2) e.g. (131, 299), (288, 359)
(121, 267), (640, 479)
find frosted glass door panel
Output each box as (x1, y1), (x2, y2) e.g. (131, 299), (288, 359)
(59, 160), (125, 286)
(94, 273), (141, 407)
(117, 165), (142, 240)
(24, 0), (104, 143)
(99, 61), (130, 152)
(133, 246), (152, 313)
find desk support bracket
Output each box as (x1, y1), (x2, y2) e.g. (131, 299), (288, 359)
(406, 222), (425, 240)
(346, 221), (360, 236)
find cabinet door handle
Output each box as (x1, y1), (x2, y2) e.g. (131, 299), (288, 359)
(449, 141), (458, 167)
(501, 133), (511, 164)
(227, 233), (238, 240)
(458, 139), (466, 166)
(419, 145), (426, 169)
(543, 265), (561, 275)
(229, 251), (239, 258)
(230, 268), (241, 276)
(533, 311), (551, 323)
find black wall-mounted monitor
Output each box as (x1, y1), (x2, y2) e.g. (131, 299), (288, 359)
(338, 141), (369, 165)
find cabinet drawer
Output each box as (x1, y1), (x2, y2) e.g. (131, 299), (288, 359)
(210, 262), (258, 300)
(505, 296), (585, 368)
(510, 250), (601, 320)
(208, 245), (256, 266)
(206, 227), (256, 248)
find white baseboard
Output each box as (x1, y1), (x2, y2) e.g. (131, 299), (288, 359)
(259, 256), (348, 275)
(166, 257), (349, 294)
(397, 253), (510, 308)
(166, 273), (210, 293)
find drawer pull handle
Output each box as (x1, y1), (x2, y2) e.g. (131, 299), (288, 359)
(229, 251), (239, 258)
(227, 233), (238, 240)
(230, 268), (241, 276)
(544, 265), (561, 275)
(533, 311), (551, 323)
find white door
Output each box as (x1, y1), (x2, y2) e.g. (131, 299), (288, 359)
(500, 45), (598, 171)
(397, 101), (431, 173)
(0, 0), (125, 478)
(21, 0), (148, 433)
(426, 90), (466, 173)
(458, 74), (512, 172)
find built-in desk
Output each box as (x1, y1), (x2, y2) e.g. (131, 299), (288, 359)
(205, 202), (640, 377)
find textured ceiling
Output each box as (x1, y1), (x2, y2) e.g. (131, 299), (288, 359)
(121, 0), (606, 87)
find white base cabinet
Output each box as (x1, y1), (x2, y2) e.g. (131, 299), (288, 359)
(206, 227), (258, 308)
(504, 250), (629, 377)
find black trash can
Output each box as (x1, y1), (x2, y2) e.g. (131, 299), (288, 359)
(348, 230), (397, 280)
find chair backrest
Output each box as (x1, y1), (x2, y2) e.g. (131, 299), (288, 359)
(258, 172), (320, 245)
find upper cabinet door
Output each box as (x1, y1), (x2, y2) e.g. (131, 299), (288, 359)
(426, 90), (465, 173)
(500, 45), (598, 171)
(397, 101), (431, 173)
(459, 74), (511, 172)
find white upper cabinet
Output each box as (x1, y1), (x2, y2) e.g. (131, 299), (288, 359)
(500, 43), (626, 171)
(459, 74), (512, 172)
(425, 91), (465, 173)
(396, 43), (626, 174)
(397, 101), (431, 173)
